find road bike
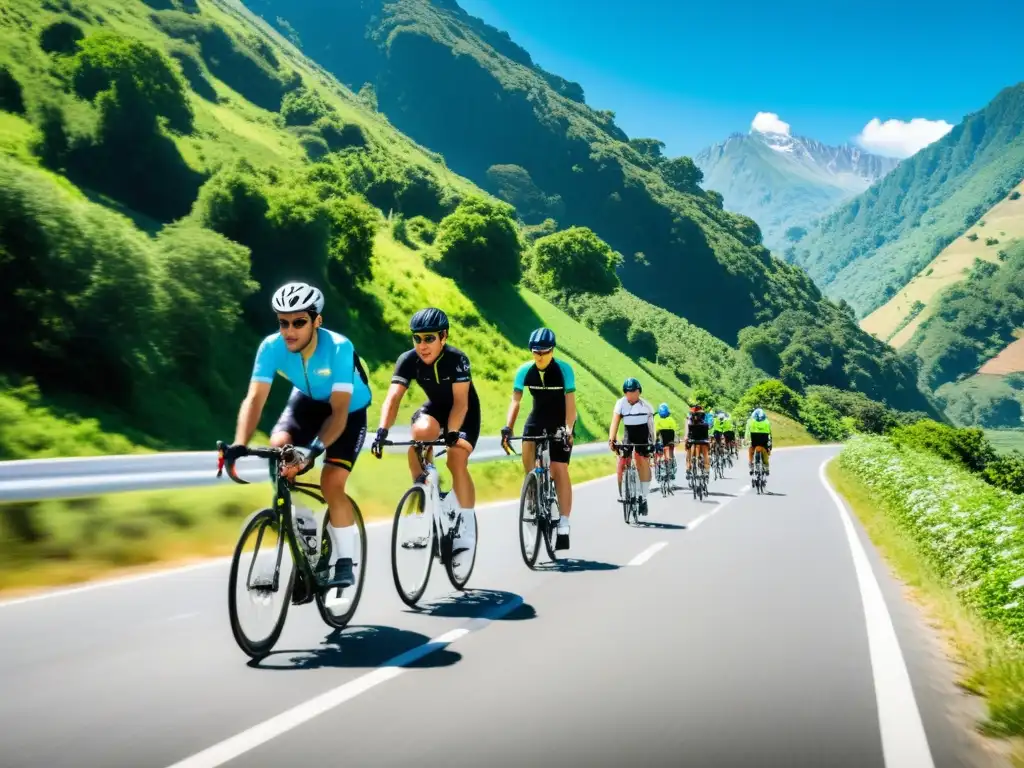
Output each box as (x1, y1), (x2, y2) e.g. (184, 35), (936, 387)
(752, 445), (769, 494)
(502, 430), (566, 568)
(653, 443), (675, 498)
(711, 438), (727, 481)
(216, 441), (367, 660)
(383, 438), (478, 607)
(688, 444), (709, 501)
(615, 442), (651, 525)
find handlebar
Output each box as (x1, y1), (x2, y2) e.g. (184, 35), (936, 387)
(379, 438), (448, 459)
(216, 441), (304, 485)
(500, 430), (570, 456)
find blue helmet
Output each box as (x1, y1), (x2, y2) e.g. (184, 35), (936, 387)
(752, 408), (767, 422)
(658, 403), (670, 418)
(528, 327), (556, 351)
(623, 377), (641, 393)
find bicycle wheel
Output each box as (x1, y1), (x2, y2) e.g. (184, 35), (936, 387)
(622, 466), (630, 528)
(391, 485), (435, 607)
(315, 497), (367, 630)
(228, 508), (295, 659)
(519, 471), (542, 568)
(445, 505), (477, 590)
(541, 476), (559, 562)
(630, 467), (641, 524)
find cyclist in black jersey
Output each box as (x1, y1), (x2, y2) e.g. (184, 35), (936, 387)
(684, 401), (712, 483)
(501, 327), (577, 550)
(371, 308), (479, 552)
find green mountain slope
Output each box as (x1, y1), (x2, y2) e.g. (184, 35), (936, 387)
(790, 82), (1024, 317)
(693, 130), (898, 252)
(239, 0), (935, 413)
(0, 0), (764, 458)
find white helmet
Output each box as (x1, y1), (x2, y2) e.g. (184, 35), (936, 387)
(272, 282), (324, 315)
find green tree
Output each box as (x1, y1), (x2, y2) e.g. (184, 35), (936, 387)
(69, 32), (194, 133)
(431, 197), (523, 284)
(527, 226), (623, 296)
(661, 156), (704, 192)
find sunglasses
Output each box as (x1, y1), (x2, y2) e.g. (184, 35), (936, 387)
(412, 333), (439, 345)
(278, 317), (310, 329)
(531, 347), (553, 355)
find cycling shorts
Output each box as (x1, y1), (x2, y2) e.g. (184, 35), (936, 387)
(272, 389), (367, 470)
(412, 401), (481, 449)
(750, 432), (771, 450)
(713, 430), (724, 440)
(524, 420), (573, 464)
(724, 431), (736, 442)
(686, 437), (710, 448)
(658, 429), (675, 446)
(623, 424), (652, 457)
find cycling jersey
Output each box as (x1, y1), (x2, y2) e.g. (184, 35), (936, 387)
(251, 329), (371, 411)
(712, 417), (726, 433)
(392, 345), (477, 408)
(745, 418), (772, 437)
(614, 396), (655, 457)
(687, 411), (710, 442)
(654, 415), (679, 434)
(513, 358), (576, 427)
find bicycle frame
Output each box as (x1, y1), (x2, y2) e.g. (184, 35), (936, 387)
(386, 439), (463, 551)
(217, 442), (328, 596)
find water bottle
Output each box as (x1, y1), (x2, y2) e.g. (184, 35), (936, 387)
(293, 505), (319, 558)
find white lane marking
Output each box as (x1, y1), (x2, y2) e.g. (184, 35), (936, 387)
(0, 475), (622, 610)
(688, 485), (750, 529)
(819, 459), (935, 767)
(628, 541), (668, 566)
(162, 597), (522, 768)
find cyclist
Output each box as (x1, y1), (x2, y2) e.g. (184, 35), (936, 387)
(712, 410), (727, 453)
(684, 401), (711, 483)
(226, 282), (372, 589)
(745, 407), (773, 476)
(722, 411), (737, 456)
(653, 403), (679, 481)
(371, 307), (478, 555)
(609, 378), (655, 516)
(501, 327), (576, 550)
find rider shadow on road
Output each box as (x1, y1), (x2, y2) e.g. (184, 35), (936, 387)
(634, 520), (687, 530)
(706, 491), (737, 498)
(248, 624), (461, 671)
(404, 588), (536, 622)
(536, 557), (620, 573)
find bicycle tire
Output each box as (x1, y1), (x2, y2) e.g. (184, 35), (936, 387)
(621, 464), (632, 524)
(391, 485), (434, 608)
(541, 476), (559, 562)
(315, 497), (368, 630)
(445, 505), (477, 590)
(227, 508), (294, 660)
(519, 471), (542, 568)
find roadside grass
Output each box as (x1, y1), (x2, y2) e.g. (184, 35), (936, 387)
(828, 447), (1024, 754)
(768, 410), (817, 447)
(0, 451), (615, 594)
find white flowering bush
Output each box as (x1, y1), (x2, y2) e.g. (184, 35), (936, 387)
(840, 435), (1024, 643)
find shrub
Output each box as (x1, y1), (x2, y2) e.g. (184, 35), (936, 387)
(800, 395), (850, 441)
(983, 452), (1024, 495)
(0, 66), (26, 114)
(406, 215), (437, 245)
(430, 196), (523, 284)
(526, 226), (623, 297)
(39, 19), (85, 55)
(315, 117), (365, 151)
(1010, 191), (1021, 201)
(280, 85), (333, 126)
(735, 379), (803, 421)
(889, 419), (996, 473)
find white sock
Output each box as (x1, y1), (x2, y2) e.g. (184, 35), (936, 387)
(641, 481), (650, 498)
(557, 516), (569, 531)
(328, 523), (354, 563)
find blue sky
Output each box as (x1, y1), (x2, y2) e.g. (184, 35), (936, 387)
(458, 0), (1024, 158)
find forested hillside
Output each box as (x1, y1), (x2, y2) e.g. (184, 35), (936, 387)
(789, 82), (1024, 317)
(242, 0), (934, 413)
(0, 0), (776, 458)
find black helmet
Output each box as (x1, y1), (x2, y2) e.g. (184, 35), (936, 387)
(528, 327), (556, 350)
(409, 307), (449, 333)
(623, 377), (641, 393)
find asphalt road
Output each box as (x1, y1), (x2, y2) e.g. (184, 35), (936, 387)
(0, 445), (1004, 768)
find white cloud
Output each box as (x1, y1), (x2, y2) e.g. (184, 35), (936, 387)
(855, 117), (954, 158)
(751, 111), (791, 136)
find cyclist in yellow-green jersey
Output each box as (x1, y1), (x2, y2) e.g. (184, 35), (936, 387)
(745, 408), (773, 475)
(653, 403), (679, 481)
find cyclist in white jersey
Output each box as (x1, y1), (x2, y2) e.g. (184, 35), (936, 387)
(608, 377), (656, 516)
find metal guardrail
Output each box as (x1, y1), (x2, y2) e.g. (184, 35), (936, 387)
(0, 439), (610, 502)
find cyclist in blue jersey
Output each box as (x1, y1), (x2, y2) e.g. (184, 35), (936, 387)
(225, 282), (372, 589)
(501, 327), (577, 550)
